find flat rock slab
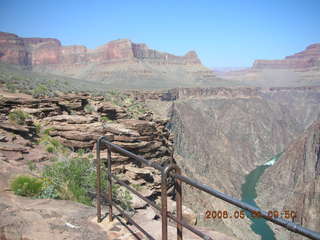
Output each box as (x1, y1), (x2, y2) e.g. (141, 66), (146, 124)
(43, 115), (97, 124)
(0, 122), (29, 134)
(0, 142), (28, 152)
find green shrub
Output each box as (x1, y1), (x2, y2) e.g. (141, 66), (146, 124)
(84, 104), (95, 113)
(100, 116), (113, 123)
(41, 156), (101, 205)
(117, 187), (133, 211)
(32, 84), (50, 98)
(27, 160), (37, 171)
(5, 82), (17, 93)
(11, 175), (43, 197)
(8, 110), (30, 125)
(131, 183), (142, 191)
(34, 122), (42, 135)
(39, 134), (68, 154)
(41, 155), (132, 208)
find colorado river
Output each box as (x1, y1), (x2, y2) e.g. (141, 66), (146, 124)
(241, 153), (282, 239)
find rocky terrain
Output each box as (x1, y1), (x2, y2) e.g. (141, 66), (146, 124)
(0, 32), (220, 89)
(256, 120), (320, 240)
(0, 87), (240, 240)
(169, 86), (320, 239)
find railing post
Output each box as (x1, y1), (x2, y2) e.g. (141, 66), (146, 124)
(96, 137), (103, 223)
(162, 164), (183, 240)
(161, 166), (169, 240)
(174, 166), (183, 240)
(107, 146), (113, 222)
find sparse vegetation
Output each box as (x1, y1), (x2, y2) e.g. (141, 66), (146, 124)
(40, 153), (132, 209)
(27, 160), (37, 171)
(8, 109), (30, 125)
(104, 91), (148, 119)
(131, 183), (142, 191)
(10, 175), (43, 197)
(32, 84), (51, 98)
(39, 134), (68, 154)
(5, 82), (17, 93)
(100, 116), (113, 123)
(84, 103), (95, 113)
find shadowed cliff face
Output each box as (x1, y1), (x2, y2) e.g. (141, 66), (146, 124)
(169, 87), (320, 239)
(256, 121), (320, 240)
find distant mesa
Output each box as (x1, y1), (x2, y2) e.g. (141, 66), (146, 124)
(252, 43), (320, 70)
(0, 31), (217, 88)
(0, 32), (201, 66)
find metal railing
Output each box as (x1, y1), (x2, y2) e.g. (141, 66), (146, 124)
(96, 136), (320, 240)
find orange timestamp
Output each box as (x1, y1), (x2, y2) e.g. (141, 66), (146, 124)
(205, 210), (297, 220)
(205, 210), (245, 219)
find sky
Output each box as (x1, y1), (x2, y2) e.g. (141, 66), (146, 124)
(0, 0), (319, 68)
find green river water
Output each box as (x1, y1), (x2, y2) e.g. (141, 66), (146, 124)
(240, 153), (282, 239)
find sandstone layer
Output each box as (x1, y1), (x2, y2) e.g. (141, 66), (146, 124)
(253, 43), (320, 70)
(0, 32), (217, 88)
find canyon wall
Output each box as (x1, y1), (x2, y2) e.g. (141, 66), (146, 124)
(169, 87), (320, 239)
(256, 120), (320, 239)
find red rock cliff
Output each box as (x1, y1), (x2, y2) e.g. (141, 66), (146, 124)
(0, 32), (202, 66)
(253, 43), (320, 70)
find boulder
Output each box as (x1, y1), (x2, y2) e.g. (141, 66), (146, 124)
(119, 119), (156, 136)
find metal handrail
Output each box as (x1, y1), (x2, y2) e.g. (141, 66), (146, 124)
(96, 136), (320, 240)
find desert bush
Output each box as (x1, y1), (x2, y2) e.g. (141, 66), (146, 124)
(40, 154), (132, 209)
(84, 104), (95, 113)
(27, 160), (37, 171)
(100, 116), (113, 123)
(8, 110), (30, 125)
(5, 82), (17, 93)
(32, 84), (49, 98)
(39, 134), (68, 154)
(11, 175), (43, 197)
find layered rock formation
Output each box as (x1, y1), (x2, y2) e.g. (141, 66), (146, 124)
(0, 92), (173, 165)
(253, 43), (320, 70)
(0, 32), (217, 88)
(169, 87), (320, 239)
(256, 120), (320, 239)
(0, 32), (200, 66)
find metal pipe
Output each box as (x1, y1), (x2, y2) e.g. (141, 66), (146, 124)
(96, 138), (320, 240)
(173, 166), (183, 240)
(174, 174), (320, 240)
(166, 212), (213, 240)
(107, 146), (113, 222)
(160, 165), (170, 240)
(112, 203), (156, 240)
(111, 174), (161, 212)
(96, 136), (103, 223)
(101, 138), (164, 171)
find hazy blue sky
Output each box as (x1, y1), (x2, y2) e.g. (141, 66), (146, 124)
(1, 0), (319, 68)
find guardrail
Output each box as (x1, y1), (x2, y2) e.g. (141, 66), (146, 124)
(96, 136), (320, 240)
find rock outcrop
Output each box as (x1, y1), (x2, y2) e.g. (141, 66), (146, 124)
(253, 43), (320, 70)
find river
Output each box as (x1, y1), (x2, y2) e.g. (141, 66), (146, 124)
(240, 153), (282, 239)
